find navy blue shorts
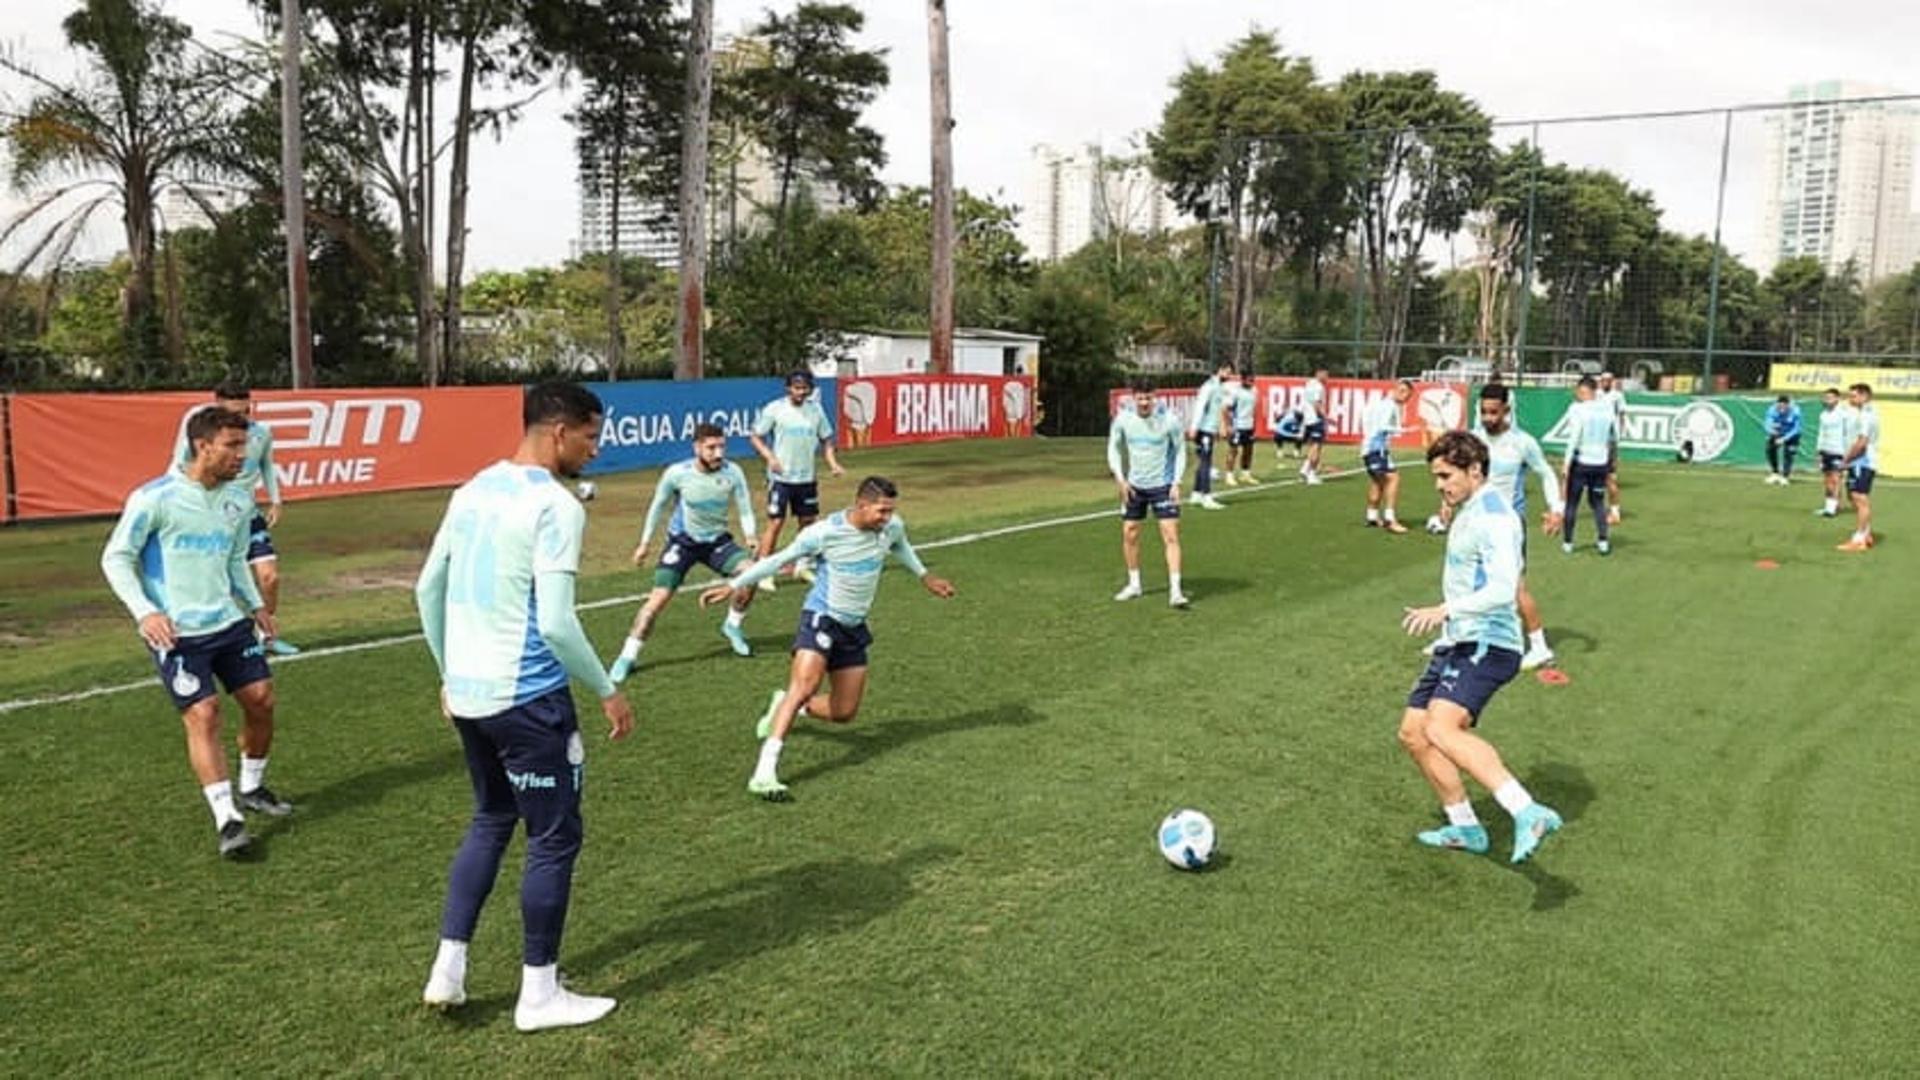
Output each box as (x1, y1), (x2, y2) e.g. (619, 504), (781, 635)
(453, 687), (584, 843)
(1568, 462), (1609, 497)
(1407, 642), (1521, 724)
(1820, 451), (1845, 475)
(654, 532), (749, 589)
(1849, 465), (1876, 495)
(1122, 484), (1181, 521)
(1230, 429), (1255, 448)
(767, 480), (821, 521)
(793, 610), (873, 671)
(246, 511), (276, 562)
(1304, 421), (1328, 444)
(1363, 449), (1395, 477)
(151, 619), (270, 711)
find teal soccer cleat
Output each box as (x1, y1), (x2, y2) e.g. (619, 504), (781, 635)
(1416, 824), (1489, 854)
(1510, 804), (1563, 864)
(721, 622), (752, 657)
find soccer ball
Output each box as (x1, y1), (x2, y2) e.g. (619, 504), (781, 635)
(1157, 808), (1216, 871)
(1424, 514), (1447, 534)
(576, 480), (598, 502)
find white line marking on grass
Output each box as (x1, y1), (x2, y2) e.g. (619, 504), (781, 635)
(0, 463), (1368, 716)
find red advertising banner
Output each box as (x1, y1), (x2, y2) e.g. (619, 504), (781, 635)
(838, 375), (1037, 449)
(9, 387), (523, 520)
(1109, 378), (1468, 445)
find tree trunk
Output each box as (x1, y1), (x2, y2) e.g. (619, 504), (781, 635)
(926, 0), (955, 374)
(121, 170), (160, 372)
(280, 0), (314, 388)
(675, 0), (714, 380)
(406, 12), (438, 386)
(441, 30), (479, 382)
(605, 108), (626, 380)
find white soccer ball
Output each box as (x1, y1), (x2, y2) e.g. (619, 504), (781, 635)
(1425, 514), (1447, 534)
(576, 480), (598, 502)
(1157, 808), (1216, 871)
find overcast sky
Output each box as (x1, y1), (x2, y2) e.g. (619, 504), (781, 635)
(4, 0), (1919, 273)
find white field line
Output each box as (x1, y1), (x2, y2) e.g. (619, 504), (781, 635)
(0, 461), (1369, 717)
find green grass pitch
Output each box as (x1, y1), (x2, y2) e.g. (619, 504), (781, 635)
(2, 439), (1916, 1075)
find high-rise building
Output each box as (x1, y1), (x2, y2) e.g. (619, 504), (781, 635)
(156, 183), (246, 233)
(1019, 143), (1184, 263)
(1758, 82), (1920, 282)
(572, 159), (679, 268)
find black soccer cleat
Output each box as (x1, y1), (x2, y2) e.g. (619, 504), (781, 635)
(238, 785), (294, 817)
(218, 819), (254, 859)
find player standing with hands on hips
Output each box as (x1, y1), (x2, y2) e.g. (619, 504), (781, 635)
(1108, 383), (1190, 608)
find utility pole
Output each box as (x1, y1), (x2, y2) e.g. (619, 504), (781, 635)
(279, 0), (313, 388)
(674, 0), (714, 380)
(927, 0), (955, 375)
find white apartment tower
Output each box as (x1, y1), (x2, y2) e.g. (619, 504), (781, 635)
(1020, 143), (1183, 262)
(1758, 82), (1920, 282)
(573, 158), (680, 269)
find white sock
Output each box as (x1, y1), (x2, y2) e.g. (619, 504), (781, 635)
(1528, 628), (1548, 651)
(754, 737), (785, 782)
(618, 636), (643, 663)
(1825, 497), (1838, 514)
(433, 939), (469, 982)
(1169, 573), (1182, 595)
(1444, 800), (1480, 827)
(1366, 508), (1381, 522)
(1126, 569), (1141, 590)
(1852, 529), (1867, 542)
(1383, 508), (1398, 523)
(239, 756), (268, 794)
(1494, 778), (1535, 817)
(520, 963), (558, 1005)
(724, 608), (745, 629)
(203, 781), (239, 827)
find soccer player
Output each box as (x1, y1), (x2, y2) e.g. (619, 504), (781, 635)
(1272, 406), (1306, 463)
(1596, 370), (1626, 523)
(1361, 379), (1413, 533)
(609, 423), (759, 681)
(103, 406), (286, 859)
(1186, 360), (1232, 509)
(1763, 394), (1803, 486)
(699, 477), (955, 801)
(1473, 383), (1564, 670)
(1300, 366), (1330, 484)
(1224, 368), (1258, 486)
(172, 382), (298, 655)
(748, 370), (844, 587)
(415, 382), (635, 1032)
(1814, 387), (1850, 517)
(1560, 376), (1616, 555)
(1837, 382), (1881, 552)
(1397, 430), (1564, 864)
(1107, 384), (1189, 607)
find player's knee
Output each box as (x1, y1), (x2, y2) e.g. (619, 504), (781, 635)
(181, 699), (221, 732)
(1422, 715), (1466, 748)
(1396, 715), (1428, 753)
(243, 685), (277, 718)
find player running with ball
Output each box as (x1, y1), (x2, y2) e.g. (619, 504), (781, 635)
(1396, 431), (1563, 864)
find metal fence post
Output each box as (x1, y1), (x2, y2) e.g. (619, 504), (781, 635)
(1703, 109), (1733, 393)
(1514, 124), (1540, 381)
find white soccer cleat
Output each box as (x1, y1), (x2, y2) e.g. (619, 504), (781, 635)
(514, 987), (617, 1033)
(1520, 645), (1557, 671)
(1222, 473), (1239, 487)
(1168, 591), (1191, 608)
(422, 969), (467, 1008)
(1305, 474), (1324, 486)
(1113, 584), (1143, 602)
(1200, 495), (1226, 510)
(756, 577), (777, 594)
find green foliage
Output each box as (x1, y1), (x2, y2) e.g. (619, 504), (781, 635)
(1021, 276), (1123, 436)
(707, 198), (879, 374)
(462, 255), (677, 380)
(850, 188), (1032, 331)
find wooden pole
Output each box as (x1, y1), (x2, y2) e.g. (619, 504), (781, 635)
(674, 0), (714, 380)
(279, 0), (313, 388)
(927, 0), (955, 374)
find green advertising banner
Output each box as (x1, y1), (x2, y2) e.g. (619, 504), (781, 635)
(1510, 389), (1831, 470)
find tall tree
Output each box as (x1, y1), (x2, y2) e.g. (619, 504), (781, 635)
(925, 0), (954, 373)
(1338, 69), (1494, 375)
(1148, 31), (1349, 363)
(729, 2), (889, 239)
(1, 0), (242, 377)
(675, 0), (714, 380)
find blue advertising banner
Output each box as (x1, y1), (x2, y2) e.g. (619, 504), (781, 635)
(580, 377), (838, 476)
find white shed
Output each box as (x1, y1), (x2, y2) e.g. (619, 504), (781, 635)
(815, 328), (1044, 380)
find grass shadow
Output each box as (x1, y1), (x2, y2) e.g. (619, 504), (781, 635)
(1171, 576), (1252, 602)
(784, 703), (1045, 785)
(1547, 626), (1600, 657)
(280, 751), (462, 828)
(1507, 762), (1595, 912)
(577, 844), (961, 997)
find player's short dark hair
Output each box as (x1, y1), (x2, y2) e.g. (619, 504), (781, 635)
(1396, 377), (1415, 390)
(213, 380), (250, 401)
(1129, 380), (1156, 395)
(1426, 429), (1488, 472)
(692, 422), (726, 442)
(1238, 368), (1254, 381)
(186, 404), (250, 449)
(1824, 387), (1841, 396)
(856, 476), (898, 502)
(1577, 375), (1598, 390)
(1479, 382), (1511, 404)
(1850, 382), (1873, 397)
(787, 369), (815, 388)
(523, 381), (603, 429)
(1215, 360), (1234, 373)
(1776, 394), (1791, 405)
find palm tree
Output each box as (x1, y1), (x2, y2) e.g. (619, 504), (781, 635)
(1, 0), (238, 374)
